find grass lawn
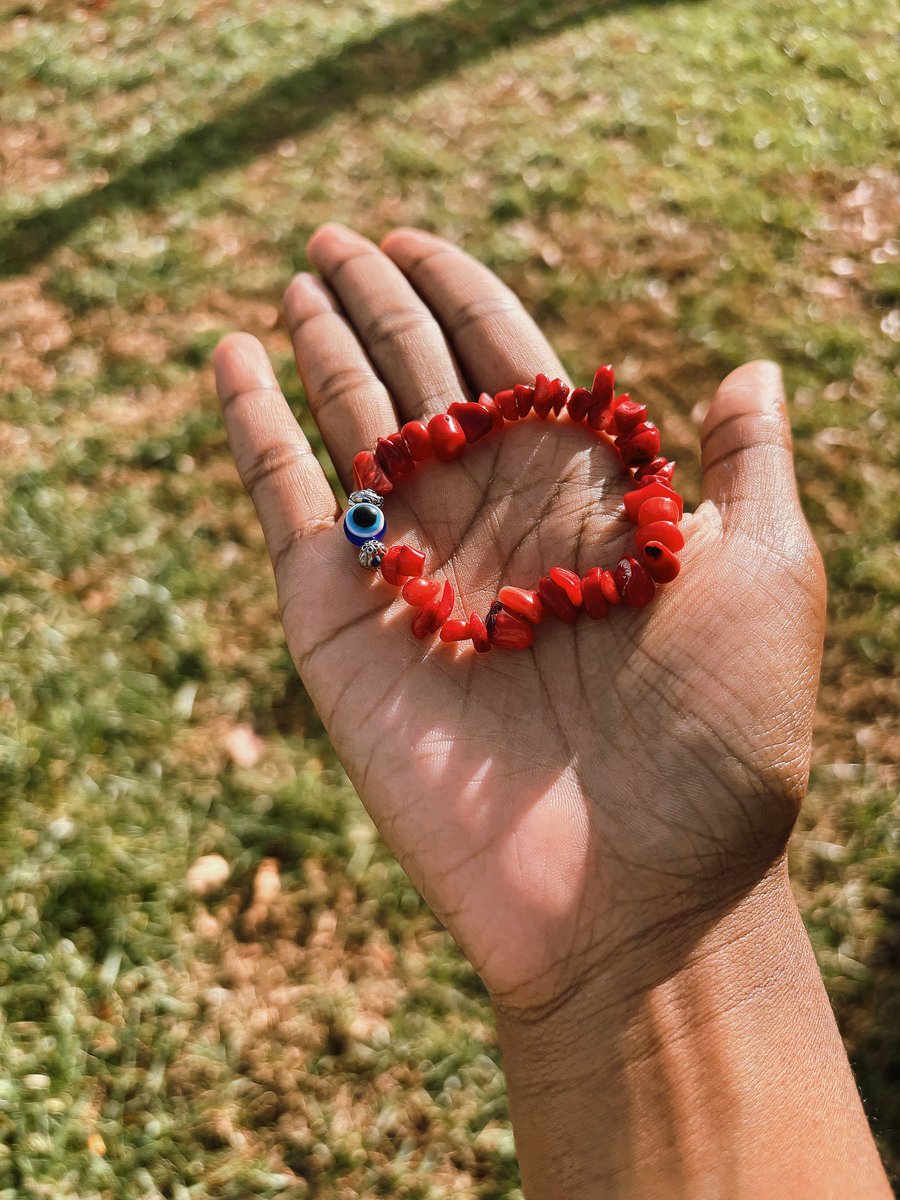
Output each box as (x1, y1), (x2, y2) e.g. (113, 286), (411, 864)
(0, 0), (897, 1195)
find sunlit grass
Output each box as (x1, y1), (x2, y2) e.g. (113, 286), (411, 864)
(0, 0), (897, 1194)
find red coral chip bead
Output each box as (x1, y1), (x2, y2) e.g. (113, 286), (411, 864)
(599, 569), (622, 605)
(549, 566), (583, 606)
(636, 495), (681, 526)
(514, 383), (534, 417)
(634, 457), (665, 480)
(547, 378), (570, 415)
(613, 399), (648, 434)
(380, 545), (405, 586)
(641, 542), (681, 583)
(449, 401), (493, 443)
(587, 397), (615, 433)
(396, 544), (426, 576)
(400, 420), (434, 462)
(603, 393), (633, 436)
(411, 603), (437, 639)
(592, 391), (618, 434)
(635, 520), (685, 553)
(494, 388), (518, 421)
(643, 465), (676, 489)
(498, 585), (545, 624)
(532, 374), (554, 419)
(469, 612), (492, 652)
(581, 568), (610, 619)
(412, 580), (454, 638)
(478, 393), (505, 432)
(376, 432), (414, 478)
(428, 412), (467, 461)
(401, 577), (440, 606)
(434, 579), (454, 620)
(538, 575), (579, 623)
(634, 456), (670, 482)
(566, 387), (594, 423)
(389, 430), (413, 462)
(591, 364), (614, 408)
(624, 481), (683, 521)
(440, 617), (472, 642)
(352, 450), (393, 495)
(614, 556), (656, 607)
(617, 422), (661, 466)
(490, 609), (535, 649)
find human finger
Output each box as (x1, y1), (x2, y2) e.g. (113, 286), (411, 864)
(306, 222), (469, 422)
(700, 360), (810, 553)
(213, 332), (338, 576)
(380, 226), (567, 394)
(283, 271), (399, 491)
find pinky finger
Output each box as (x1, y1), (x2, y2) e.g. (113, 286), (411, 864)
(213, 332), (339, 575)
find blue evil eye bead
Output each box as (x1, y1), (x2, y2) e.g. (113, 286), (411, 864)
(343, 502), (386, 547)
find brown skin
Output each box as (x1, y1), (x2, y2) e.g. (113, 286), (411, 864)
(212, 224), (891, 1198)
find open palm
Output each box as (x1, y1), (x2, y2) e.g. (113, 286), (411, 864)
(213, 225), (825, 1012)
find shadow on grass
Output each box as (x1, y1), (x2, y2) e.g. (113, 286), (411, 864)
(0, 0), (692, 277)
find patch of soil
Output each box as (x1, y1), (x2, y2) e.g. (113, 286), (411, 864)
(167, 858), (494, 1195)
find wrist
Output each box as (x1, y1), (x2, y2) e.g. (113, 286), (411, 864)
(494, 862), (799, 1095)
(495, 864), (890, 1200)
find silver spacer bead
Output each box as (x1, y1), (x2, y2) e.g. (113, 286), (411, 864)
(348, 488), (384, 509)
(358, 539), (386, 570)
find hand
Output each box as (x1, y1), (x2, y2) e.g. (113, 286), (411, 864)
(212, 223), (825, 1014)
(213, 226), (896, 1199)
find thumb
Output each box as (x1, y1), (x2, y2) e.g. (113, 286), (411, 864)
(700, 359), (808, 550)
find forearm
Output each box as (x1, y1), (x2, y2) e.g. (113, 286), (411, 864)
(495, 863), (890, 1200)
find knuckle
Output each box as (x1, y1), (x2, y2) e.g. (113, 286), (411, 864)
(240, 439), (309, 494)
(218, 383), (281, 418)
(451, 292), (522, 334)
(285, 302), (332, 340)
(702, 407), (789, 462)
(362, 306), (434, 349)
(313, 364), (379, 412)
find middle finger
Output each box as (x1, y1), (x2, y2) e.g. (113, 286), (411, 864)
(307, 223), (471, 422)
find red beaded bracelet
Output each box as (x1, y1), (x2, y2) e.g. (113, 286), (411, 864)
(343, 366), (684, 652)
